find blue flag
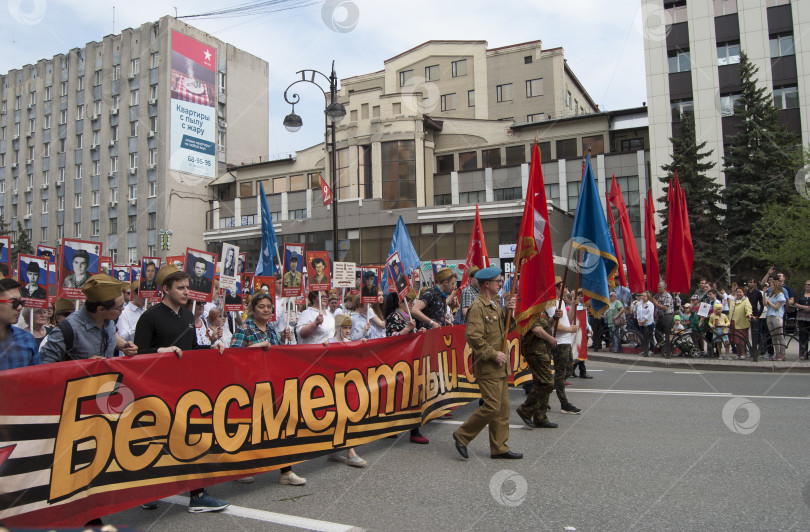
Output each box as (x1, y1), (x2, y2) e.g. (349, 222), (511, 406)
(255, 182), (279, 276)
(571, 155), (618, 317)
(381, 216), (421, 293)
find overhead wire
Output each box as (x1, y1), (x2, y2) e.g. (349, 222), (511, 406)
(177, 0), (322, 20)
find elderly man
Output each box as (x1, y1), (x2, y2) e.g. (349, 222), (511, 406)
(652, 281), (675, 357)
(452, 267), (520, 460)
(41, 274), (137, 362)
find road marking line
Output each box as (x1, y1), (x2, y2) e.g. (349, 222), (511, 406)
(673, 371), (702, 374)
(567, 388), (810, 400)
(585, 369), (604, 372)
(626, 370), (652, 373)
(163, 495), (363, 531)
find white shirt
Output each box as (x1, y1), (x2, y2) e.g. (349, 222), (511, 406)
(349, 308), (385, 341)
(117, 301), (146, 343)
(636, 301), (655, 325)
(296, 307), (335, 345)
(273, 297), (297, 345)
(546, 300), (573, 345)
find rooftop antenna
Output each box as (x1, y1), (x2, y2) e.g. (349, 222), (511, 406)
(174, 6), (178, 17)
(112, 6), (115, 34)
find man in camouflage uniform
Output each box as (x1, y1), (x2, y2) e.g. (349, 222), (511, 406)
(452, 267), (520, 460)
(515, 312), (558, 428)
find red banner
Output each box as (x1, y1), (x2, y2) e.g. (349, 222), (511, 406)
(0, 326), (534, 526)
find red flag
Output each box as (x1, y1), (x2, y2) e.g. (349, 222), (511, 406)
(680, 179), (693, 278)
(605, 183), (627, 287)
(460, 204), (490, 289)
(514, 143), (557, 334)
(645, 189), (660, 292)
(665, 173), (693, 293)
(608, 177), (644, 293)
(320, 174), (332, 206)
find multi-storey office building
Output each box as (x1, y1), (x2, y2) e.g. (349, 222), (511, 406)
(205, 40), (651, 271)
(0, 16), (268, 264)
(643, 0), (808, 203)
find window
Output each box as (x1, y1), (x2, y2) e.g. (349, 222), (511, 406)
(496, 84), (513, 102)
(451, 59), (467, 77)
(459, 151), (477, 171)
(109, 218), (118, 235)
(57, 224), (64, 239)
(148, 149), (157, 165)
(42, 170), (49, 183)
(94, 70), (102, 85)
(74, 222), (82, 238)
(41, 227), (47, 241)
(58, 196), (65, 211)
(665, 1), (687, 24)
(59, 110), (67, 124)
(148, 212), (156, 229)
(149, 182), (157, 197)
(109, 188), (118, 203)
(15, 95), (21, 110)
(128, 215), (136, 232)
(289, 208), (306, 219)
(459, 191), (486, 204)
(44, 86), (51, 101)
(113, 64), (120, 80)
(581, 135), (605, 155)
(149, 116), (158, 132)
(526, 78), (543, 98)
(239, 181), (253, 197)
(425, 65), (440, 82)
(112, 95), (119, 110)
(381, 140), (417, 210)
(218, 71), (225, 93)
(92, 191), (100, 205)
(482, 148), (501, 168)
(567, 181), (582, 214)
(556, 138), (578, 159)
(129, 153), (138, 170)
(26, 202), (32, 216)
(91, 220), (99, 236)
(131, 58), (140, 76)
(130, 121), (138, 137)
(60, 81), (67, 96)
(150, 52), (159, 69)
(76, 134), (82, 149)
(575, 100), (579, 115)
(399, 69), (413, 87)
(434, 194), (451, 206)
(770, 34), (794, 58)
(468, 90), (475, 107)
(128, 248), (138, 264)
(272, 177), (286, 194)
(77, 76), (84, 91)
(713, 0), (737, 16)
(111, 125), (118, 141)
(75, 193), (81, 207)
(527, 113), (544, 123)
(773, 86), (799, 110)
(436, 154), (454, 173)
(524, 55), (533, 64)
(440, 93), (456, 111)
(505, 145), (525, 165)
(58, 168), (65, 182)
(130, 89), (139, 106)
(110, 156), (118, 172)
(671, 99), (693, 122)
(43, 115), (50, 129)
(150, 84), (158, 100)
(620, 138), (645, 152)
(566, 90), (572, 108)
(668, 50), (691, 73)
(93, 130), (100, 146)
(92, 161), (99, 175)
(495, 187), (522, 201)
(717, 42), (741, 65)
(219, 216), (235, 228)
(75, 164), (82, 179)
(545, 183), (560, 208)
(29, 91), (35, 105)
(290, 174), (307, 191)
(241, 215), (257, 226)
(128, 184), (137, 199)
(720, 93), (744, 116)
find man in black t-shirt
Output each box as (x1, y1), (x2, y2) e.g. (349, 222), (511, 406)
(133, 265), (229, 514)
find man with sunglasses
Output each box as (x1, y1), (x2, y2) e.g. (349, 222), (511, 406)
(40, 274), (137, 363)
(0, 278), (40, 370)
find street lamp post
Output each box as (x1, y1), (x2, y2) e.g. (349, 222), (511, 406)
(283, 61), (346, 259)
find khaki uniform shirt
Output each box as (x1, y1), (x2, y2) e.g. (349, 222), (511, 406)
(465, 294), (509, 379)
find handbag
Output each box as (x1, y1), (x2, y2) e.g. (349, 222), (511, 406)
(613, 314), (626, 326)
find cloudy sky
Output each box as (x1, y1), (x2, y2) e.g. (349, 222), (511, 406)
(2, 0), (648, 156)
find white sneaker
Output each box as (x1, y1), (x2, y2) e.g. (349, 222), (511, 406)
(278, 471), (306, 485)
(346, 454), (367, 467)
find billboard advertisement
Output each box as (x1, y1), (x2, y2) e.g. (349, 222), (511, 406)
(170, 30), (216, 178)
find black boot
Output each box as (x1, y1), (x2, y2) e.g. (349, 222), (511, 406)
(579, 362), (593, 379)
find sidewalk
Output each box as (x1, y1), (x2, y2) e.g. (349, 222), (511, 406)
(587, 344), (810, 373)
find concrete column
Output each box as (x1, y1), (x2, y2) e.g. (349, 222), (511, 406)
(637, 150), (647, 242)
(234, 194), (242, 226)
(212, 200), (220, 229)
(520, 162), (529, 197)
(450, 171), (459, 204)
(306, 188), (312, 219)
(557, 159), (568, 213)
(596, 153), (606, 210)
(484, 167), (494, 203)
(281, 191), (289, 221)
(371, 141), (382, 199)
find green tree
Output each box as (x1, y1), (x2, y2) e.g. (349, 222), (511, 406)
(722, 52), (804, 275)
(12, 221), (34, 267)
(749, 196), (810, 282)
(657, 113), (727, 285)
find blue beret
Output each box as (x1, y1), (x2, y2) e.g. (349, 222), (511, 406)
(475, 266), (502, 281)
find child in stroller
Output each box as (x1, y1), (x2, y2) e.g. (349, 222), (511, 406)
(672, 315), (701, 358)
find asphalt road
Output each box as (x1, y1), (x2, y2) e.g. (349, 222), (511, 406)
(108, 361), (810, 532)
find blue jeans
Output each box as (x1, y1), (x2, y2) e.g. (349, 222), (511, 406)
(610, 326), (622, 352)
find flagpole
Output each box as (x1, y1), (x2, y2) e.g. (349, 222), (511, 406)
(501, 256), (520, 354)
(552, 243), (576, 336)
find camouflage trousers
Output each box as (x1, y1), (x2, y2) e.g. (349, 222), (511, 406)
(517, 350), (555, 423)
